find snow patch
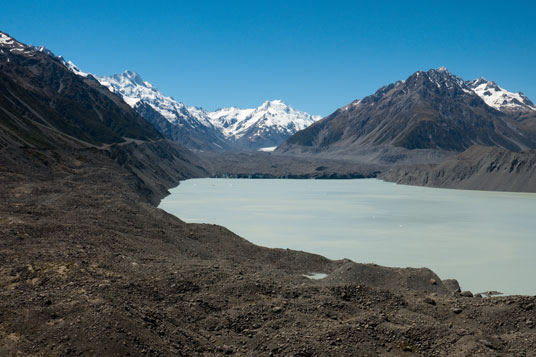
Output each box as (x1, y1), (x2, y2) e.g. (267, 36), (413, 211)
(303, 273), (328, 280)
(64, 60), (90, 77)
(258, 146), (277, 152)
(467, 78), (536, 112)
(0, 33), (15, 46)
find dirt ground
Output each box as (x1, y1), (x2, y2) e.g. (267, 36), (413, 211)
(1, 147), (535, 356)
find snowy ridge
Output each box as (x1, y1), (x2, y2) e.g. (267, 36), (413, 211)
(95, 71), (214, 128)
(0, 31), (39, 57)
(95, 71), (320, 148)
(422, 67), (535, 112)
(341, 67), (536, 115)
(208, 100), (321, 139)
(0, 33), (92, 78)
(33, 46), (91, 77)
(51, 57), (535, 148)
(62, 60), (90, 78)
(0, 32), (16, 46)
(466, 77), (536, 112)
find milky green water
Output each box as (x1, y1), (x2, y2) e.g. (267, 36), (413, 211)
(159, 178), (536, 295)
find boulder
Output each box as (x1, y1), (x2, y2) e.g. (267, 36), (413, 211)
(460, 291), (473, 298)
(443, 279), (461, 293)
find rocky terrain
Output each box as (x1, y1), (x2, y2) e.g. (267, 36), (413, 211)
(2, 30), (536, 356)
(197, 151), (382, 179)
(3, 140), (536, 356)
(381, 145), (536, 193)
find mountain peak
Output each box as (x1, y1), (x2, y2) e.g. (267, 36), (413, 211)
(400, 67), (466, 93)
(425, 66), (459, 79)
(279, 68), (536, 157)
(207, 99), (320, 147)
(261, 99), (287, 108)
(115, 70), (146, 86)
(32, 45), (55, 56)
(123, 69), (140, 78)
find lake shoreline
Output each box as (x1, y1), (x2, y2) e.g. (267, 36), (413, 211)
(161, 178), (536, 295)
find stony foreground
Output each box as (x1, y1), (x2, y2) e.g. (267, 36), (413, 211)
(1, 148), (535, 356)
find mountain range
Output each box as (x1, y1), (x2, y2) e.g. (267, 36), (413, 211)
(17, 29), (536, 163)
(0, 31), (162, 149)
(3, 28), (535, 192)
(277, 67), (536, 164)
(0, 30), (205, 201)
(46, 57), (319, 151)
(96, 71), (320, 151)
(12, 37), (320, 152)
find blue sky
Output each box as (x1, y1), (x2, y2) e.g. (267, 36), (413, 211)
(1, 0), (535, 116)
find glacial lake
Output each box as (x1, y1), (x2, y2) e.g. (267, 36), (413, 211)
(159, 178), (536, 296)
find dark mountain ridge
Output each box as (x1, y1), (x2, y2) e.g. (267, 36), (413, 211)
(0, 30), (206, 202)
(0, 31), (163, 149)
(276, 68), (536, 163)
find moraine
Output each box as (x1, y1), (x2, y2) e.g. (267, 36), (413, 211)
(159, 178), (536, 295)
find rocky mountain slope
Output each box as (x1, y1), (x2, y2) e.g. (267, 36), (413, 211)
(95, 71), (320, 151)
(0, 30), (206, 198)
(276, 67), (536, 164)
(381, 145), (536, 193)
(95, 71), (231, 151)
(0, 32), (163, 149)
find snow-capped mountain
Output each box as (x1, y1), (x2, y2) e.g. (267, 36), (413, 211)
(208, 100), (321, 149)
(95, 71), (320, 150)
(96, 71), (213, 127)
(385, 67), (536, 114)
(11, 44), (231, 150)
(94, 71), (229, 150)
(0, 31), (164, 148)
(466, 77), (536, 113)
(40, 47), (534, 152)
